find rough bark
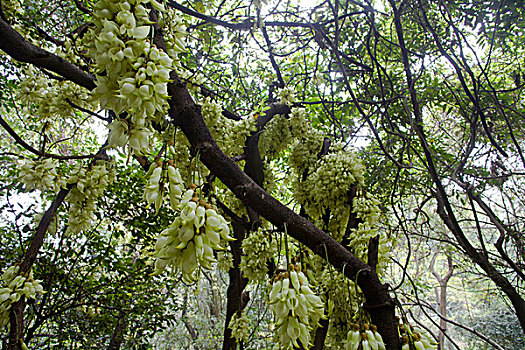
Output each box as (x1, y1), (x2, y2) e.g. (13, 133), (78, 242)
(107, 312), (127, 350)
(222, 221), (249, 350)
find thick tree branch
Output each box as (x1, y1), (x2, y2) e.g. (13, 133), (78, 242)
(0, 16), (95, 90)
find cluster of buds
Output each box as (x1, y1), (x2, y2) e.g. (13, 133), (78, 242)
(278, 86), (295, 106)
(399, 321), (437, 350)
(19, 158), (58, 192)
(152, 185), (234, 282)
(0, 266), (44, 329)
(88, 0), (184, 153)
(345, 323), (386, 350)
(268, 265), (324, 348)
(143, 160), (184, 213)
(66, 160), (116, 234)
(228, 312), (250, 343)
(240, 231), (276, 281)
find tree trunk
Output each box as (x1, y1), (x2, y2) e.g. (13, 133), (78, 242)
(430, 254), (454, 349)
(222, 221), (248, 350)
(107, 311), (127, 350)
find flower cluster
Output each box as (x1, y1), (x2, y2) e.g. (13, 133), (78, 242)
(88, 0), (185, 153)
(258, 114), (293, 159)
(18, 66), (97, 123)
(278, 86), (295, 106)
(66, 160), (116, 234)
(345, 323), (386, 350)
(19, 158), (58, 192)
(152, 186), (234, 282)
(353, 191), (381, 225)
(295, 146), (365, 230)
(268, 265), (324, 349)
(2, 0), (24, 17)
(348, 191), (392, 270)
(315, 263), (358, 326)
(201, 97), (257, 157)
(0, 266), (44, 329)
(229, 312), (250, 343)
(288, 109), (325, 175)
(399, 322), (437, 350)
(143, 161), (184, 213)
(217, 250), (234, 272)
(240, 231), (276, 281)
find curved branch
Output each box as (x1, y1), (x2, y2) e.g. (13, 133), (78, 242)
(0, 113), (105, 160)
(0, 16), (95, 90)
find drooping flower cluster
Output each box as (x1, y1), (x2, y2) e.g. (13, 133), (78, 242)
(314, 263), (359, 336)
(143, 161), (184, 214)
(152, 186), (234, 282)
(240, 231), (276, 281)
(288, 108), (325, 175)
(294, 145), (366, 234)
(19, 158), (58, 192)
(0, 266), (44, 329)
(87, 0), (185, 153)
(17, 66), (97, 123)
(278, 86), (295, 106)
(229, 312), (250, 343)
(349, 191), (392, 269)
(345, 323), (386, 350)
(258, 114), (293, 159)
(268, 265), (324, 349)
(201, 97), (257, 157)
(399, 322), (438, 350)
(217, 250), (234, 272)
(66, 160), (116, 234)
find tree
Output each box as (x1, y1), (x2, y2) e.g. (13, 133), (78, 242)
(0, 0), (524, 349)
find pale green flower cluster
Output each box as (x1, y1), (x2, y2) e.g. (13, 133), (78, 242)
(0, 266), (44, 329)
(55, 37), (86, 67)
(240, 231), (276, 281)
(400, 323), (438, 350)
(349, 192), (392, 270)
(1, 0), (24, 17)
(152, 187), (234, 283)
(66, 160), (116, 234)
(87, 0), (184, 153)
(295, 148), (365, 228)
(217, 250), (234, 272)
(288, 109), (325, 175)
(228, 312), (250, 343)
(268, 266), (324, 349)
(309, 260), (359, 347)
(143, 162), (185, 214)
(345, 324), (386, 350)
(17, 66), (97, 122)
(258, 114), (293, 159)
(278, 86), (295, 106)
(353, 192), (381, 225)
(201, 97), (257, 157)
(19, 158), (58, 192)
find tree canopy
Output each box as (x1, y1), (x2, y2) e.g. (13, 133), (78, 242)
(0, 0), (524, 349)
